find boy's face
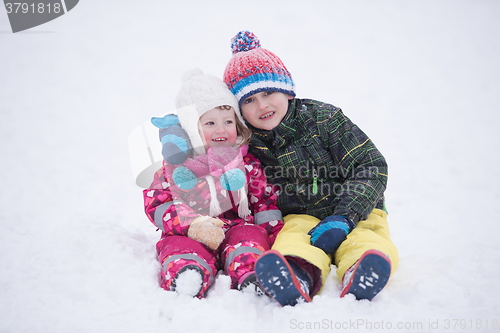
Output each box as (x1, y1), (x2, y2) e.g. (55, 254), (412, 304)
(240, 91), (293, 131)
(199, 107), (238, 148)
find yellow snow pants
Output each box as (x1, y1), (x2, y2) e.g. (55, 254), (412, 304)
(271, 209), (399, 293)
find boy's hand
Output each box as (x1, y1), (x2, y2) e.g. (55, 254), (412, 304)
(308, 215), (354, 254)
(188, 216), (225, 250)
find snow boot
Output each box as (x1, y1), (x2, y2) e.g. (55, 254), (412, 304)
(255, 250), (312, 306)
(237, 272), (266, 296)
(171, 264), (204, 298)
(340, 249), (391, 301)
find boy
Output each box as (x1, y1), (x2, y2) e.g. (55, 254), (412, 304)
(222, 31), (399, 306)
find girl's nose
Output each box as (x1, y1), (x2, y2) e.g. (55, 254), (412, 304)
(215, 125), (225, 133)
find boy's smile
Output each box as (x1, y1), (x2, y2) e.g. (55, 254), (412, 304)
(241, 91), (293, 131)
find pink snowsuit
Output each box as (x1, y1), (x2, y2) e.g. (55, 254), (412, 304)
(143, 145), (283, 297)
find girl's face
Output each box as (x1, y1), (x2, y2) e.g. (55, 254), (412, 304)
(240, 91), (293, 131)
(199, 107), (238, 148)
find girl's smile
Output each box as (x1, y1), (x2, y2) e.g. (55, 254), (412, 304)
(199, 107), (238, 148)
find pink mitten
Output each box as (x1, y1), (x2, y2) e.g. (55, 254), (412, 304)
(188, 216), (225, 250)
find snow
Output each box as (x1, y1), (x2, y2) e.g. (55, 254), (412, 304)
(1, 1), (499, 332)
(172, 267), (203, 297)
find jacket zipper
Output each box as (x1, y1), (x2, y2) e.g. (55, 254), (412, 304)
(312, 168), (318, 195)
(310, 157), (318, 195)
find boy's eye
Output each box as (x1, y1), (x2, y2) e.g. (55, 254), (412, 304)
(264, 91), (274, 96)
(204, 121), (214, 126)
(225, 120), (234, 124)
(243, 97), (253, 104)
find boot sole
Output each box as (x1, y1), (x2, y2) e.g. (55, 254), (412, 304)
(340, 249), (391, 300)
(255, 250), (311, 306)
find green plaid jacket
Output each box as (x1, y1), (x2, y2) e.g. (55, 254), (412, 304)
(247, 98), (387, 224)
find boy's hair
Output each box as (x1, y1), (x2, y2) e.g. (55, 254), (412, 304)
(217, 105), (252, 145)
(223, 31), (295, 107)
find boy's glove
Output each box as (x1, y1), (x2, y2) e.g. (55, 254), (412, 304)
(187, 216), (225, 250)
(308, 215), (355, 254)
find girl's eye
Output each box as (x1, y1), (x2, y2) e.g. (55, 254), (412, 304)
(225, 120), (234, 124)
(205, 121), (214, 126)
(243, 97), (253, 104)
(264, 91), (274, 96)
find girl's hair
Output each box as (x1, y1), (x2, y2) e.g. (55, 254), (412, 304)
(217, 105), (252, 145)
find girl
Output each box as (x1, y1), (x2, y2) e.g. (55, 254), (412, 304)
(143, 68), (283, 298)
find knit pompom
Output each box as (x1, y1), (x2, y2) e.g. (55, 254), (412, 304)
(172, 166), (197, 190)
(231, 31), (261, 54)
(181, 67), (204, 83)
(220, 168), (246, 191)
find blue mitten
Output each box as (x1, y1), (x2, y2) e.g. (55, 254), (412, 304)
(151, 114), (193, 165)
(308, 215), (355, 254)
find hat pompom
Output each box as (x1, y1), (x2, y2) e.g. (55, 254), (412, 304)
(231, 31), (261, 54)
(181, 67), (204, 83)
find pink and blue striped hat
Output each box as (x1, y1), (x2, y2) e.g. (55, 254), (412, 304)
(223, 31), (295, 107)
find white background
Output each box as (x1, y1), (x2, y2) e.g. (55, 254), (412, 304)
(1, 1), (499, 332)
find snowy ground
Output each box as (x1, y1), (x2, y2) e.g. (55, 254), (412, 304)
(1, 1), (500, 332)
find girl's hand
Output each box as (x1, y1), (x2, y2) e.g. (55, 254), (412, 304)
(188, 216), (225, 250)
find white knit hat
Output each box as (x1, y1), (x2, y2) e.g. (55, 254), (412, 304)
(175, 68), (243, 155)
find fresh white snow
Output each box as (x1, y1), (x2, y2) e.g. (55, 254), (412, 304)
(1, 1), (499, 332)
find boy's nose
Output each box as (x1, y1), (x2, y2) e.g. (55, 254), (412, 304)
(257, 98), (267, 111)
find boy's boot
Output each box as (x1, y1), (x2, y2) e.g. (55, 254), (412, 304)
(340, 249), (391, 301)
(255, 250), (312, 306)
